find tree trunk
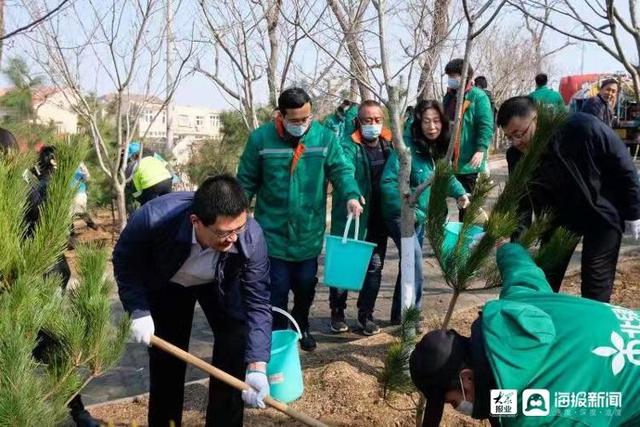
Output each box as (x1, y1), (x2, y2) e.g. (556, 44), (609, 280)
(445, 24), (475, 163)
(0, 0), (4, 66)
(417, 0), (450, 101)
(442, 289), (459, 329)
(387, 86), (416, 314)
(266, 0), (282, 108)
(349, 61), (359, 101)
(114, 182), (127, 232)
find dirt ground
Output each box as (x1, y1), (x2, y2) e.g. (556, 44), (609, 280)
(80, 210), (640, 427)
(89, 307), (485, 427)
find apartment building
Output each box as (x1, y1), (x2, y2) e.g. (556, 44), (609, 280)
(128, 96), (223, 141)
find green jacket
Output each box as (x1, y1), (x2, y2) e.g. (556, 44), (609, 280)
(237, 118), (360, 261)
(380, 131), (466, 225)
(330, 128), (393, 240)
(529, 85), (566, 111)
(443, 86), (494, 175)
(323, 104), (359, 140)
(483, 244), (640, 426)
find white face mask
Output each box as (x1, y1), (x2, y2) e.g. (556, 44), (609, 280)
(455, 374), (474, 416)
(361, 124), (382, 140)
(447, 77), (461, 89)
(284, 121), (310, 138)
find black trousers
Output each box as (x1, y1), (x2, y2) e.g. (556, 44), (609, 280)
(455, 173), (477, 221)
(139, 178), (173, 206)
(329, 229), (388, 316)
(148, 282), (247, 427)
(544, 226), (622, 302)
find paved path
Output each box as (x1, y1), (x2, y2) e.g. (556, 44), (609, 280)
(81, 156), (639, 405)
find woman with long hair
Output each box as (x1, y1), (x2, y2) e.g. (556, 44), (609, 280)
(380, 99), (469, 323)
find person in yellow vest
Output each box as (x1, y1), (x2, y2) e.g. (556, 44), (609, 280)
(126, 142), (173, 206)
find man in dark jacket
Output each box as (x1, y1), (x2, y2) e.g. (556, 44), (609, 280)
(113, 175), (272, 427)
(581, 78), (619, 127)
(497, 96), (640, 302)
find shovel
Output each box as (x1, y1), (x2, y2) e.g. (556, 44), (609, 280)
(150, 336), (327, 427)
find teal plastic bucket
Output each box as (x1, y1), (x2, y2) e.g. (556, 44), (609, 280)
(323, 214), (376, 291)
(267, 307), (304, 403)
(442, 222), (484, 258)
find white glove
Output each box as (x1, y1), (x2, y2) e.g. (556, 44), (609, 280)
(131, 314), (154, 346)
(457, 194), (470, 209)
(626, 219), (640, 240)
(242, 370), (269, 409)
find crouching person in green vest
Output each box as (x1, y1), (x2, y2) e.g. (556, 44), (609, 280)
(237, 87), (363, 352)
(410, 242), (640, 426)
(329, 100), (393, 336)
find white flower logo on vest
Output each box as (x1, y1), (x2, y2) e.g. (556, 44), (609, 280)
(593, 331), (640, 375)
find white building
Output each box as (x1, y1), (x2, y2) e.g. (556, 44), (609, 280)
(0, 87), (80, 134)
(116, 94), (223, 142)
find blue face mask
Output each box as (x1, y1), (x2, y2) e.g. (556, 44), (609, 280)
(447, 77), (461, 89)
(284, 121), (309, 138)
(361, 124), (382, 140)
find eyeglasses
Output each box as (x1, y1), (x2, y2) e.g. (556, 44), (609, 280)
(209, 222), (247, 239)
(505, 115), (536, 142)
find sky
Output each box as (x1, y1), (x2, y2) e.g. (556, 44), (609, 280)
(0, 0), (636, 111)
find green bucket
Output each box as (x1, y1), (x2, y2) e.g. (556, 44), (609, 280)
(323, 214), (376, 291)
(267, 307), (304, 403)
(442, 221), (484, 258)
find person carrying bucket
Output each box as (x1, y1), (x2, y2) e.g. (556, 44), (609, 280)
(113, 175), (273, 427)
(237, 87), (363, 352)
(328, 100), (394, 336)
(381, 100), (470, 324)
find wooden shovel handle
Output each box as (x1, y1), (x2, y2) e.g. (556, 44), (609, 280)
(149, 336), (327, 427)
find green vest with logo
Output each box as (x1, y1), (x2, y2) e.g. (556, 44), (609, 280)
(483, 244), (640, 426)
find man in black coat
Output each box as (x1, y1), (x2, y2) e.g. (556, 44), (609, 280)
(580, 78), (619, 127)
(113, 175), (272, 427)
(497, 96), (640, 302)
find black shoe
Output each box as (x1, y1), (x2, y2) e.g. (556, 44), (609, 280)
(72, 410), (101, 427)
(299, 330), (317, 352)
(358, 313), (381, 336)
(390, 317), (401, 326)
(330, 309), (349, 333)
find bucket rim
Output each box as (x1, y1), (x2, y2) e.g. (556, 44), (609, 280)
(271, 329), (300, 356)
(324, 234), (377, 247)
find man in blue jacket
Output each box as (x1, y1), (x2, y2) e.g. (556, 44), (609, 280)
(113, 175), (272, 427)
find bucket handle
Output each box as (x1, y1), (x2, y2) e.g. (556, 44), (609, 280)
(272, 306), (303, 339)
(341, 213), (360, 244)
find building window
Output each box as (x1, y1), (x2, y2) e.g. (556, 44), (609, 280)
(209, 114), (220, 128)
(143, 110), (154, 123)
(161, 112), (166, 124)
(196, 116), (203, 127)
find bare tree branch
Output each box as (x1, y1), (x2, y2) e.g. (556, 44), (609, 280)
(0, 0), (71, 41)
